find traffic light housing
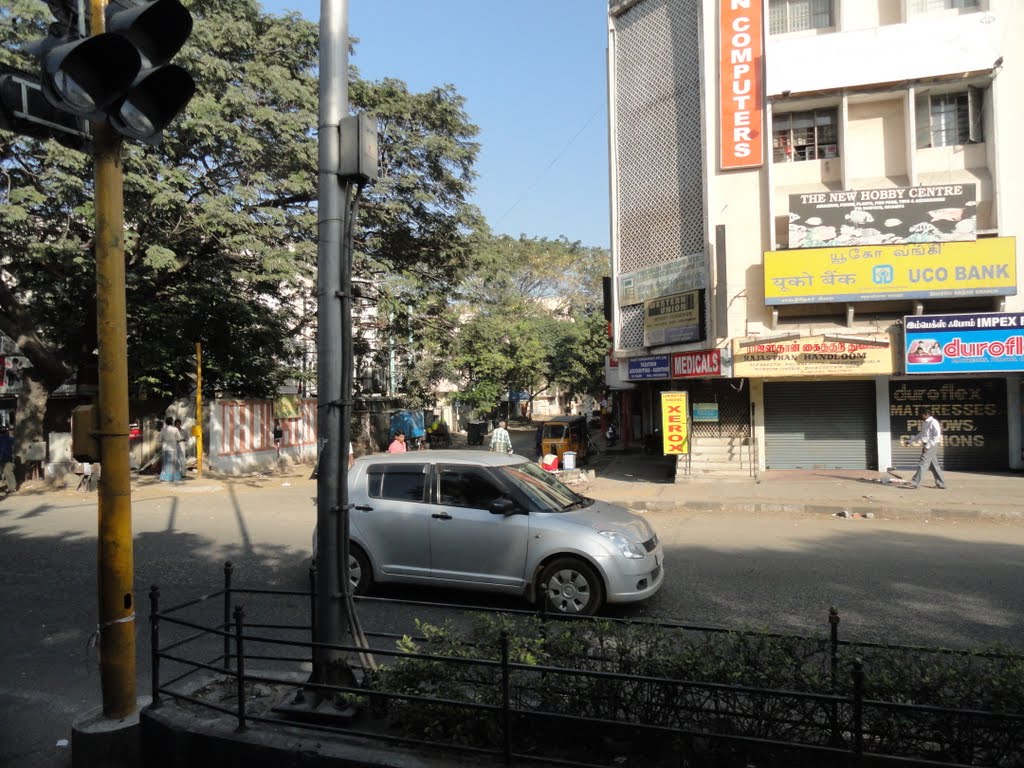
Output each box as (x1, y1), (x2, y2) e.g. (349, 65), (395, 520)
(0, 63), (90, 149)
(28, 0), (195, 144)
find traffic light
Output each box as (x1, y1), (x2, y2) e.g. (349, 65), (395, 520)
(28, 0), (195, 144)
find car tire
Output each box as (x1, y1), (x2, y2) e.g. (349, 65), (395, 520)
(349, 545), (371, 596)
(538, 557), (604, 616)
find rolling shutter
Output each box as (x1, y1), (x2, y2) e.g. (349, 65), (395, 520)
(764, 381), (877, 469)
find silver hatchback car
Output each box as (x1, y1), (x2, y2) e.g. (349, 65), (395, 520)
(335, 450), (664, 616)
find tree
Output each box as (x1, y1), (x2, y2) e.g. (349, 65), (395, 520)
(0, 0), (484, 457)
(450, 234), (610, 415)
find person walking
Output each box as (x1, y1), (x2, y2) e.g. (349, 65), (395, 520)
(159, 416), (184, 482)
(907, 407), (947, 489)
(388, 431), (407, 453)
(0, 426), (16, 494)
(489, 420), (513, 454)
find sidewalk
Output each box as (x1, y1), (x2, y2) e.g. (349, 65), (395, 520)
(17, 452), (1022, 521)
(577, 451), (1024, 521)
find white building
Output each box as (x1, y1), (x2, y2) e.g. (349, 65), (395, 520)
(607, 0), (1023, 475)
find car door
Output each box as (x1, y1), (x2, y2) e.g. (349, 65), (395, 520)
(428, 464), (529, 589)
(354, 462), (431, 579)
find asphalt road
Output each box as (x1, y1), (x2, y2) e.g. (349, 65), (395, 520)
(1, 439), (1022, 767)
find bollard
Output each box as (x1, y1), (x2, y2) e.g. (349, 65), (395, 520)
(851, 658), (864, 765)
(308, 562), (317, 661)
(234, 604), (247, 732)
(149, 585), (161, 709)
(500, 629), (511, 765)
(829, 606), (840, 746)
(223, 561), (233, 670)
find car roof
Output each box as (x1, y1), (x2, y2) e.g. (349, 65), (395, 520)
(359, 450), (525, 467)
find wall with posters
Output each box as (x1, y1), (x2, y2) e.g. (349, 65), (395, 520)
(889, 379), (1007, 471)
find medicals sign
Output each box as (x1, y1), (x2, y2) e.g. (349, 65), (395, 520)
(719, 0), (763, 169)
(660, 391), (690, 455)
(904, 312), (1024, 375)
(763, 237), (1016, 305)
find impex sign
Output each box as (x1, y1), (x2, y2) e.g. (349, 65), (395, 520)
(904, 312), (1024, 374)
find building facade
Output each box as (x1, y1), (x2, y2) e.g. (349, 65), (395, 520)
(607, 0), (1023, 474)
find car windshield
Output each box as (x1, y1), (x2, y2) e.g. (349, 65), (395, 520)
(497, 461), (587, 513)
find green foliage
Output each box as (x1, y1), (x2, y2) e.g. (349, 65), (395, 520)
(372, 613), (1024, 766)
(449, 235), (610, 412)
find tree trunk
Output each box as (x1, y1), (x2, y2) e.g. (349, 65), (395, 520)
(14, 368), (52, 483)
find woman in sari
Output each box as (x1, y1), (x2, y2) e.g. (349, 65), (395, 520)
(159, 416), (183, 482)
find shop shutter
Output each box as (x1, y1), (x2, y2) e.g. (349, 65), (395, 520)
(889, 378), (1008, 471)
(764, 381), (877, 469)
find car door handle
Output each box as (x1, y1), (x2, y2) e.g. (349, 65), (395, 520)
(431, 512), (452, 520)
(354, 504), (373, 512)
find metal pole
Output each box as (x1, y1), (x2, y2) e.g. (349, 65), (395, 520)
(223, 561), (233, 670)
(314, 0), (352, 682)
(91, 0), (135, 719)
(234, 605), (247, 732)
(195, 341), (203, 477)
(149, 585), (161, 710)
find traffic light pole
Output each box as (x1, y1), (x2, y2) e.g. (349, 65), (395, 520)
(91, 0), (136, 720)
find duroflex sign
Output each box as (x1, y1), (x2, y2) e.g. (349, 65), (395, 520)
(719, 0), (763, 170)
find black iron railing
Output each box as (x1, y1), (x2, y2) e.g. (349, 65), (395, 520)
(147, 563), (1023, 768)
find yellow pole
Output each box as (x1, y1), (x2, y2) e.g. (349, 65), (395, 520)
(195, 341), (203, 477)
(92, 0), (135, 719)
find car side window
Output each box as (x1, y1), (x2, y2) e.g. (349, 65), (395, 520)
(367, 464), (427, 502)
(438, 466), (505, 510)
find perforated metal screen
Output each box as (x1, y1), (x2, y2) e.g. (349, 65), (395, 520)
(612, 0), (707, 349)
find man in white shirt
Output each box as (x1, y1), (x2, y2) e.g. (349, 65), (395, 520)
(908, 407), (947, 489)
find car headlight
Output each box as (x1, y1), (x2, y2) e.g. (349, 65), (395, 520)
(599, 530), (645, 559)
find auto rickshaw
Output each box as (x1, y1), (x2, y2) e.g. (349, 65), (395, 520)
(540, 415), (589, 468)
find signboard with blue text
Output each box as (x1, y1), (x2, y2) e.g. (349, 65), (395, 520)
(627, 355), (670, 380)
(763, 237), (1016, 305)
(904, 312), (1024, 374)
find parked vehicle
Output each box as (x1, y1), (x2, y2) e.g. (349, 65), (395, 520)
(540, 415), (590, 468)
(319, 451), (664, 615)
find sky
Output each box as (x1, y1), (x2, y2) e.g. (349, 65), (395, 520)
(262, 0), (612, 249)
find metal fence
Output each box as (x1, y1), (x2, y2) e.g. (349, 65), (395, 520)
(147, 563), (1023, 768)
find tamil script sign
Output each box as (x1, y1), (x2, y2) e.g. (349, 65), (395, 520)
(904, 312), (1024, 375)
(671, 349), (722, 378)
(789, 184), (976, 248)
(627, 355), (670, 380)
(763, 237), (1016, 305)
(732, 334), (895, 378)
(719, 0), (763, 170)
(660, 391), (690, 455)
(619, 252), (707, 307)
(644, 290), (705, 346)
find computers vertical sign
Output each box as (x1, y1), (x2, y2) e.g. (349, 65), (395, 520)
(719, 0), (764, 170)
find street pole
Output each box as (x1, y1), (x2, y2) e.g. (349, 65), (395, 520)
(314, 0), (353, 684)
(195, 341), (203, 477)
(92, 0), (135, 718)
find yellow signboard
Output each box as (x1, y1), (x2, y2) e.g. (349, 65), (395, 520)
(660, 391), (689, 455)
(732, 334), (895, 378)
(763, 237), (1016, 305)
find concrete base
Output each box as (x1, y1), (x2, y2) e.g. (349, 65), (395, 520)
(72, 697), (151, 768)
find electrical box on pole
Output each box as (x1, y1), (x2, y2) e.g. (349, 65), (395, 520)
(338, 112), (379, 183)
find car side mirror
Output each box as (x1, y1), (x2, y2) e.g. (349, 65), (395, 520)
(489, 498), (517, 516)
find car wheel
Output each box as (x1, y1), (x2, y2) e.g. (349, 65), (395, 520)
(539, 558), (604, 616)
(349, 545), (371, 596)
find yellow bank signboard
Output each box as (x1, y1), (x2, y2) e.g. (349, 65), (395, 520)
(732, 334), (895, 378)
(763, 237), (1016, 305)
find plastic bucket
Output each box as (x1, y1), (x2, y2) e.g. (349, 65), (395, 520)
(562, 451), (576, 470)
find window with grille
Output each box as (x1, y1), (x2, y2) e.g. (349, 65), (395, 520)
(909, 0), (979, 13)
(768, 0), (833, 34)
(915, 88), (983, 148)
(772, 108), (838, 162)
